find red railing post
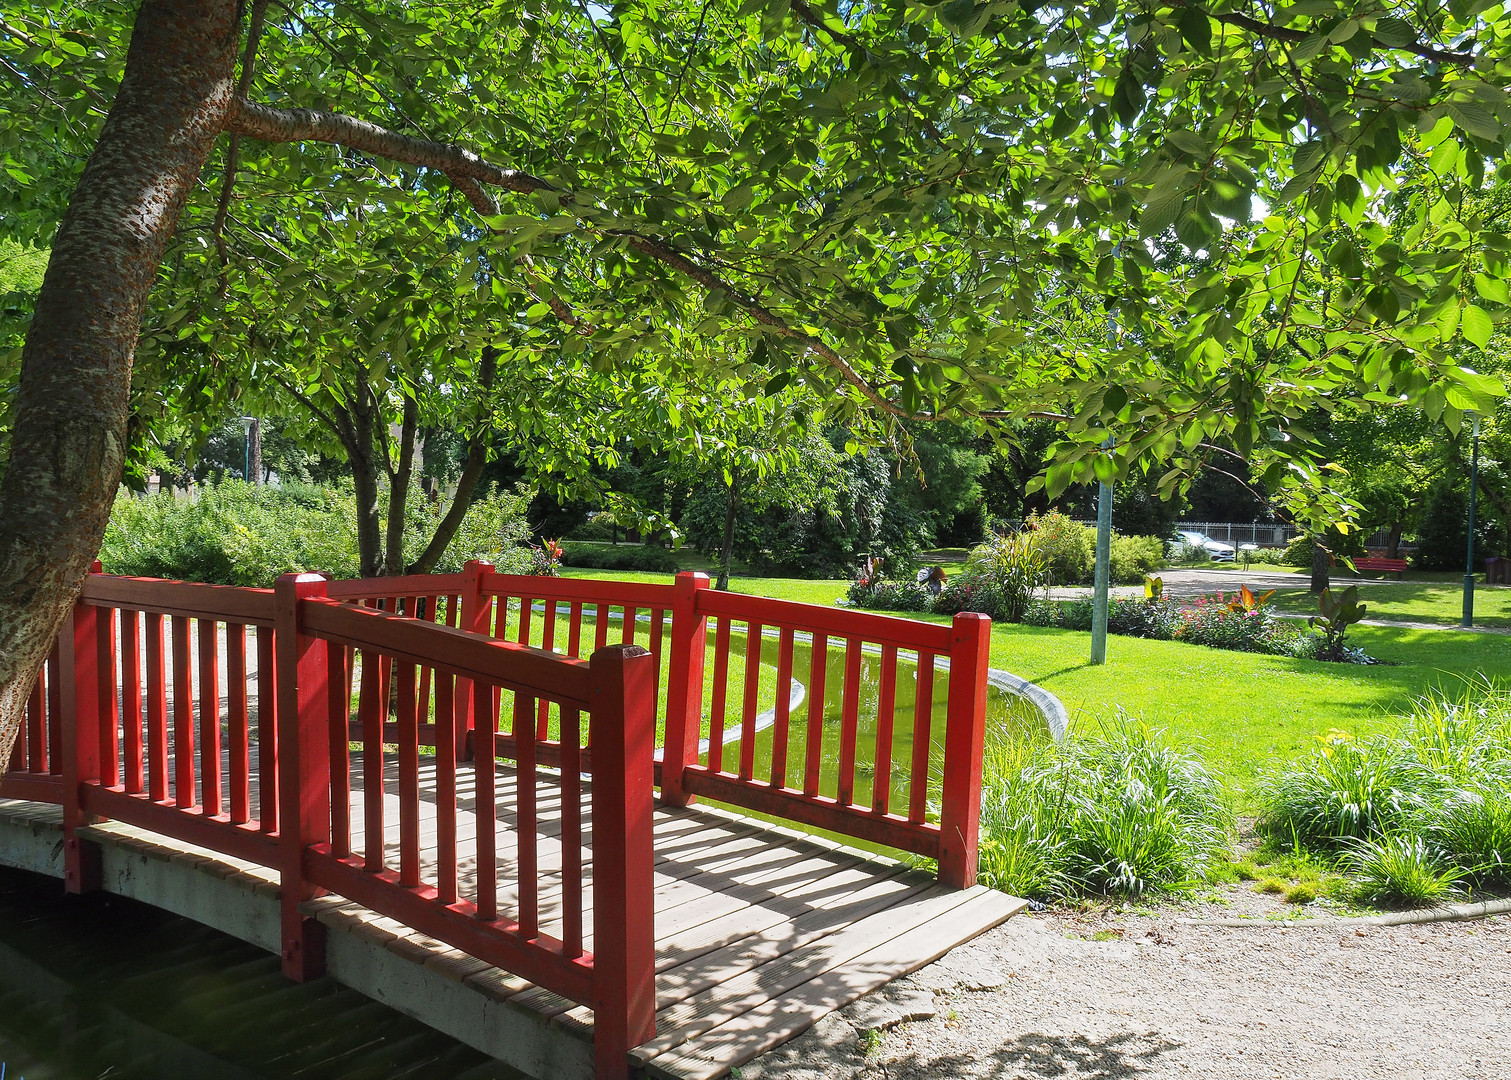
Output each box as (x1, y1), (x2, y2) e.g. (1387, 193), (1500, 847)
(939, 612), (990, 890)
(588, 643), (657, 1078)
(659, 571), (709, 806)
(274, 572), (332, 981)
(452, 559), (493, 761)
(62, 561), (104, 893)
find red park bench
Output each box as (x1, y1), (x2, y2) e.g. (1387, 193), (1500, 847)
(1351, 556), (1407, 578)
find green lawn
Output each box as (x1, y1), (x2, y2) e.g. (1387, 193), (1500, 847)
(563, 567), (1511, 802)
(1262, 578), (1511, 628)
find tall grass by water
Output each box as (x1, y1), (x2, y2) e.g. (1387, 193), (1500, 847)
(976, 718), (1232, 900)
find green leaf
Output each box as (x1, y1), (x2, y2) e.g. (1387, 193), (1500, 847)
(1461, 304), (1493, 348)
(1447, 102), (1500, 141)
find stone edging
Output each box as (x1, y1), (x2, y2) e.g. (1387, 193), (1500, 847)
(1185, 896), (1511, 929)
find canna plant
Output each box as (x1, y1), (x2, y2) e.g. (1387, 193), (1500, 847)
(1311, 586), (1368, 661)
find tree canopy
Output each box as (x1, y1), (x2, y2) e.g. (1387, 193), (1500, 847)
(2, 0), (1510, 734)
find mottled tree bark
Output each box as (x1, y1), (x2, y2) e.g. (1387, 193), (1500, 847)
(384, 396), (420, 576)
(1310, 537), (1331, 594)
(0, 1), (239, 752)
(716, 469), (741, 592)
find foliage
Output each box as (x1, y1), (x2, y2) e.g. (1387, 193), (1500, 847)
(1024, 511), (1090, 587)
(1311, 586), (1369, 661)
(963, 532), (1046, 622)
(1108, 534), (1166, 585)
(977, 720), (1232, 900)
(100, 481), (532, 586)
(558, 541), (678, 574)
(1021, 592), (1339, 660)
(528, 538), (563, 577)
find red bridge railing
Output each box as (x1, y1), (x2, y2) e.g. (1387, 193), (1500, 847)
(1, 561), (991, 1078)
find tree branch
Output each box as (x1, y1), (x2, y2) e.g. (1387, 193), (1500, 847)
(1185, 3), (1477, 66)
(226, 97), (917, 419)
(270, 372), (354, 447)
(213, 0), (271, 293)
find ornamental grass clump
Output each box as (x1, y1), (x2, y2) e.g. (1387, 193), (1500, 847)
(976, 719), (1232, 900)
(1259, 684), (1511, 902)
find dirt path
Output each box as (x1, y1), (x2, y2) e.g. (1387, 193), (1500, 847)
(743, 896), (1511, 1080)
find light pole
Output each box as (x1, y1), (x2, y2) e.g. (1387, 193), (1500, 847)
(239, 416), (255, 484)
(1463, 411), (1482, 628)
(1090, 439), (1114, 665)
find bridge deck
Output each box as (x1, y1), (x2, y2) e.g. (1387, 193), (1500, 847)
(0, 750), (1022, 1080)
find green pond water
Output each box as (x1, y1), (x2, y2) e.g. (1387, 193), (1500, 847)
(0, 869), (521, 1080)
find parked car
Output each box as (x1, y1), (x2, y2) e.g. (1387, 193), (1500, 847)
(1177, 530), (1236, 562)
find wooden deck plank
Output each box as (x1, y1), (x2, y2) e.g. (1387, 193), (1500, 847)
(639, 887), (1027, 1080)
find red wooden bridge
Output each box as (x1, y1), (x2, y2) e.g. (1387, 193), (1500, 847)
(0, 563), (1023, 1079)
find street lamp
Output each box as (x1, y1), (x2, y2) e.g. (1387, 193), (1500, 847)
(238, 416), (255, 484)
(1463, 411), (1482, 628)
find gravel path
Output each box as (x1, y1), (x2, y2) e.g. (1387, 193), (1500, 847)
(743, 894), (1511, 1080)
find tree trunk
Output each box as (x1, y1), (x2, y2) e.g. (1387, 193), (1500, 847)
(716, 469), (741, 591)
(347, 390), (386, 578)
(384, 396), (419, 576)
(0, 1), (239, 748)
(1310, 537), (1330, 594)
(407, 348), (499, 575)
(249, 417), (263, 484)
(1387, 521), (1403, 560)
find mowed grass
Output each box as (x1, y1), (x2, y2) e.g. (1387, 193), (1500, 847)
(1263, 578), (1511, 629)
(563, 567), (1511, 801)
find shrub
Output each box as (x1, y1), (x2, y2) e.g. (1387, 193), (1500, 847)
(1257, 731), (1426, 846)
(1024, 510), (1090, 586)
(558, 541), (679, 573)
(977, 720), (1232, 899)
(103, 482), (362, 585)
(1108, 534), (1165, 584)
(962, 532), (1046, 621)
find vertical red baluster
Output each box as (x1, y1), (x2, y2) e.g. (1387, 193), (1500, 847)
(359, 651), (385, 873)
(328, 645), (351, 858)
(97, 606), (119, 788)
(660, 574), (709, 807)
(453, 561), (493, 762)
(536, 600), (557, 736)
(397, 660), (420, 888)
(804, 634), (828, 797)
(199, 620), (222, 816)
(227, 624), (250, 823)
(121, 610), (143, 794)
(837, 637), (862, 806)
(274, 573), (332, 981)
(939, 613), (990, 889)
(648, 607), (665, 717)
(873, 645), (898, 815)
(435, 666), (458, 905)
(515, 692), (537, 940)
(145, 614), (169, 803)
(588, 644), (657, 1079)
(25, 670), (44, 773)
(708, 617), (731, 773)
(738, 622), (763, 781)
(445, 594), (461, 628)
(417, 598), (434, 731)
(256, 625), (277, 833)
(518, 592), (533, 646)
(474, 684), (497, 922)
(621, 605), (636, 646)
(909, 651), (935, 824)
(62, 595), (102, 894)
(46, 644), (62, 774)
(560, 705), (583, 958)
(770, 628), (795, 788)
(171, 616), (195, 808)
(567, 601), (583, 658)
(594, 603), (609, 652)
